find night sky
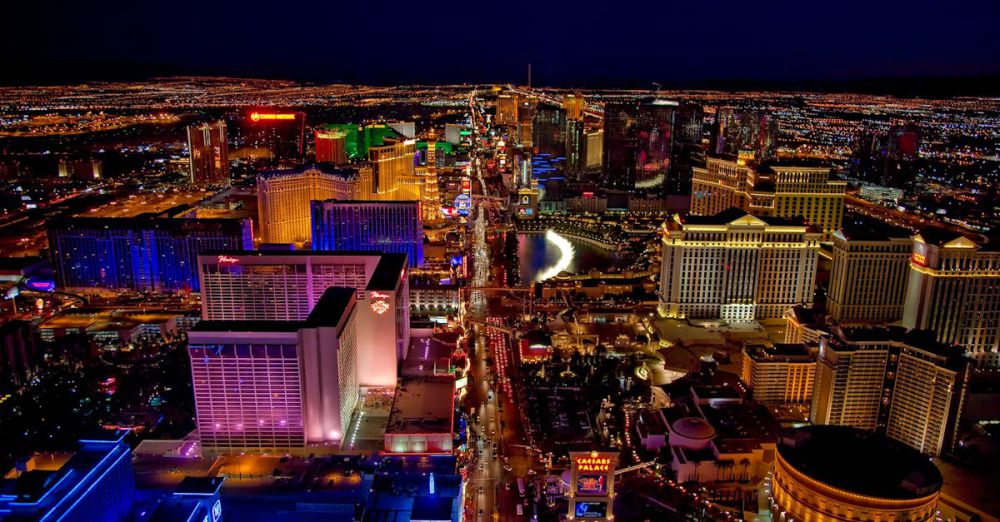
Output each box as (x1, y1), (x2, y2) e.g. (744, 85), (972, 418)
(3, 0), (999, 89)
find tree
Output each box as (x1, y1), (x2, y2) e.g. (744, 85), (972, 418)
(717, 459), (734, 482)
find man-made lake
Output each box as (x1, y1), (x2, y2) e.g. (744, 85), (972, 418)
(517, 230), (619, 284)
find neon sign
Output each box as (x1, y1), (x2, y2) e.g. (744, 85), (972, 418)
(912, 253), (926, 266)
(217, 255), (240, 264)
(575, 456), (612, 473)
(370, 291), (390, 315)
(250, 112), (296, 122)
(454, 194), (472, 216)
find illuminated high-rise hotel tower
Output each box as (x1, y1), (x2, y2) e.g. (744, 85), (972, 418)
(256, 164), (373, 245)
(311, 200), (423, 267)
(903, 230), (1000, 360)
(658, 209), (820, 321)
(315, 129), (348, 163)
(187, 121), (230, 186)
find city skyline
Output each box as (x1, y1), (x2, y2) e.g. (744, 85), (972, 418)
(3, 0), (1000, 94)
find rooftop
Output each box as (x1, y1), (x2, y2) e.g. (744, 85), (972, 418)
(837, 214), (914, 242)
(305, 287), (356, 328)
(196, 250), (407, 291)
(778, 425), (943, 500)
(915, 227), (981, 248)
(402, 335), (456, 377)
(676, 208), (808, 229)
(702, 402), (782, 449)
(82, 191), (208, 218)
(0, 435), (132, 518)
(671, 417), (716, 440)
(174, 476), (224, 495)
(786, 305), (818, 327)
(191, 320), (305, 333)
(637, 409), (668, 437)
(367, 254), (407, 291)
(315, 199), (420, 206)
(386, 378), (454, 435)
(0, 256), (44, 274)
(743, 343), (815, 363)
(831, 326), (964, 361)
(48, 215), (247, 230)
(258, 163), (367, 180)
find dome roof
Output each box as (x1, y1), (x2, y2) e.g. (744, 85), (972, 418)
(672, 417), (716, 440)
(778, 426), (942, 500)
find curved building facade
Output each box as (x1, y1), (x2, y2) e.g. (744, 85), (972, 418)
(770, 426), (941, 522)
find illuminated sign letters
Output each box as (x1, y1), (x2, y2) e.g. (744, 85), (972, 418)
(250, 112), (296, 122)
(370, 291), (391, 315)
(212, 499), (222, 521)
(575, 456), (612, 473)
(217, 255), (240, 264)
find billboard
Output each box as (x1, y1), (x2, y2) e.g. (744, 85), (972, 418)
(574, 502), (607, 519)
(576, 474), (607, 495)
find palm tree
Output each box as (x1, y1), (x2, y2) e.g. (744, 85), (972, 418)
(739, 458), (752, 483)
(717, 459), (734, 482)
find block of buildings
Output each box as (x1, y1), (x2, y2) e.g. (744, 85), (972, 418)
(198, 251), (409, 387)
(811, 326), (970, 456)
(48, 216), (253, 293)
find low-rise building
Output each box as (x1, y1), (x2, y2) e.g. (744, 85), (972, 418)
(649, 384), (781, 486)
(385, 377), (455, 454)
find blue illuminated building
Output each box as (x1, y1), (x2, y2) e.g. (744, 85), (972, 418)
(311, 200), (424, 267)
(47, 216), (253, 293)
(531, 153), (565, 188)
(0, 431), (135, 522)
(140, 477), (225, 522)
(361, 455), (462, 522)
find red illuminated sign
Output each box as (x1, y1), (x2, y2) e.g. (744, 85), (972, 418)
(370, 291), (390, 315)
(582, 191), (595, 199)
(217, 255), (239, 264)
(912, 253), (926, 266)
(250, 112), (297, 122)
